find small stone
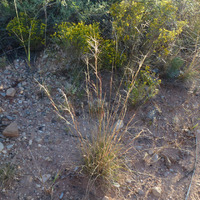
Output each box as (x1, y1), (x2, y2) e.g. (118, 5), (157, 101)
(152, 154), (159, 163)
(7, 144), (14, 150)
(136, 146), (143, 150)
(6, 116), (13, 121)
(21, 81), (27, 86)
(152, 186), (162, 197)
(0, 107), (4, 113)
(114, 120), (124, 132)
(148, 149), (154, 155)
(164, 156), (171, 167)
(164, 172), (169, 177)
(147, 109), (156, 120)
(102, 196), (109, 200)
(36, 184), (41, 188)
(6, 88), (16, 97)
(40, 174), (51, 183)
(113, 182), (120, 188)
(2, 150), (7, 154)
(0, 142), (4, 152)
(29, 140), (32, 146)
(3, 122), (19, 138)
(138, 189), (144, 196)
(44, 157), (52, 162)
(0, 92), (6, 97)
(126, 178), (132, 183)
(59, 192), (64, 199)
(173, 115), (179, 125)
(35, 138), (42, 143)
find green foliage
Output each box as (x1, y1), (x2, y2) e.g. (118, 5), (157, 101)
(0, 56), (7, 69)
(6, 12), (46, 50)
(110, 0), (187, 65)
(128, 66), (161, 106)
(100, 39), (126, 69)
(52, 22), (126, 69)
(166, 57), (185, 79)
(52, 22), (100, 54)
(0, 163), (16, 189)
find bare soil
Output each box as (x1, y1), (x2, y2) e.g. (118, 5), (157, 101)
(0, 58), (200, 200)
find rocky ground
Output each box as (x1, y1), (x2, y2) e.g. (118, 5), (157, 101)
(0, 58), (200, 200)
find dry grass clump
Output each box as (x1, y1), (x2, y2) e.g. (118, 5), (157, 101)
(39, 37), (145, 190)
(0, 163), (16, 189)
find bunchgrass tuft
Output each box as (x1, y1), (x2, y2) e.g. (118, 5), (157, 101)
(39, 37), (147, 192)
(0, 163), (16, 189)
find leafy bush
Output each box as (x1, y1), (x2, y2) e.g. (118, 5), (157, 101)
(166, 57), (185, 79)
(100, 39), (126, 69)
(110, 0), (187, 68)
(52, 22), (100, 54)
(6, 12), (46, 50)
(52, 22), (126, 69)
(128, 66), (161, 106)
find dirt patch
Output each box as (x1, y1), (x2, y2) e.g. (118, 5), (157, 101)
(0, 59), (200, 200)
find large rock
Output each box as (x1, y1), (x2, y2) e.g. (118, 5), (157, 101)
(3, 122), (19, 137)
(6, 88), (16, 97)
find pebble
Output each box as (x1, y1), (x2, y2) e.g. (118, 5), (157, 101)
(0, 92), (6, 97)
(3, 122), (19, 138)
(44, 157), (52, 162)
(102, 196), (109, 200)
(0, 107), (3, 113)
(148, 149), (154, 155)
(152, 186), (162, 197)
(114, 120), (124, 131)
(126, 178), (132, 183)
(36, 184), (41, 188)
(59, 192), (64, 199)
(113, 182), (120, 188)
(147, 109), (156, 120)
(6, 116), (13, 120)
(7, 144), (14, 150)
(40, 174), (51, 183)
(0, 142), (4, 152)
(35, 138), (42, 143)
(164, 172), (169, 177)
(136, 146), (143, 150)
(152, 154), (159, 162)
(2, 150), (7, 154)
(6, 88), (16, 97)
(138, 189), (144, 196)
(29, 140), (32, 146)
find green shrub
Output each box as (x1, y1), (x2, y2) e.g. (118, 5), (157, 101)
(0, 56), (7, 69)
(100, 39), (126, 69)
(166, 57), (185, 79)
(52, 22), (126, 70)
(6, 12), (46, 50)
(128, 66), (161, 106)
(110, 0), (187, 67)
(52, 22), (100, 54)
